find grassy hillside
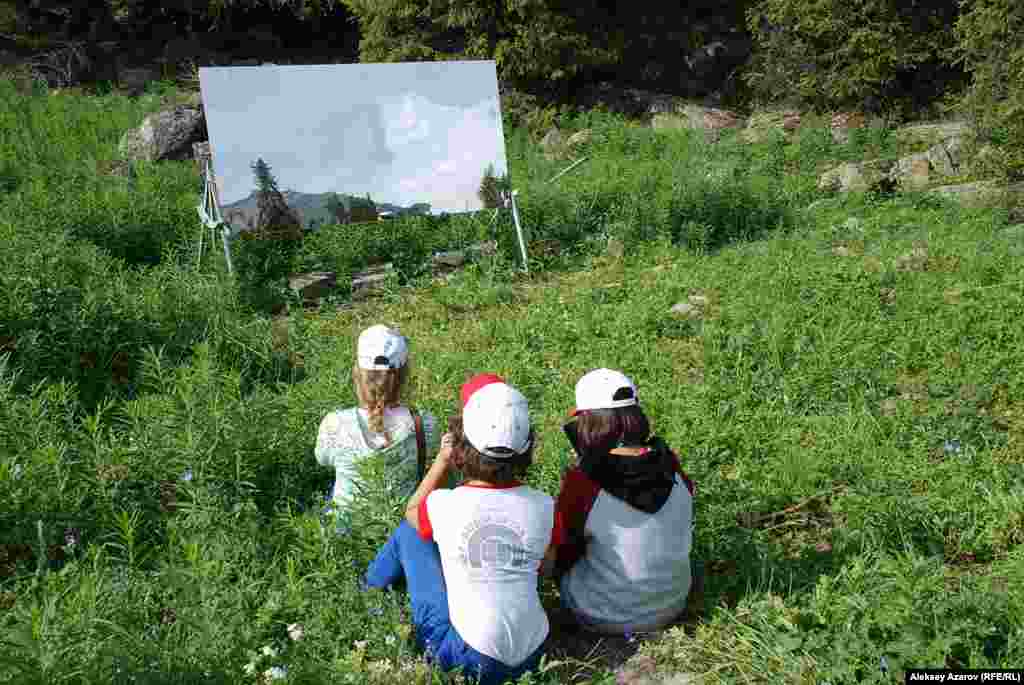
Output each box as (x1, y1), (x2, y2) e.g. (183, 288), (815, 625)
(1, 77), (1023, 684)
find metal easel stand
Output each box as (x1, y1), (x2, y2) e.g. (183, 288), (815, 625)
(483, 189), (530, 274)
(196, 157), (234, 275)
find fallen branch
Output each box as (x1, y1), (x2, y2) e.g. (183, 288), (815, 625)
(737, 484), (847, 528)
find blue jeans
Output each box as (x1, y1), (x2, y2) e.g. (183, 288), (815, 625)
(366, 521), (546, 685)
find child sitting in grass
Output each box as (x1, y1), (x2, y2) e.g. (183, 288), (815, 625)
(553, 368), (695, 635)
(314, 325), (439, 530)
(363, 373), (565, 685)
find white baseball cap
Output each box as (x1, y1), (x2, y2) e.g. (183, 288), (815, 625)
(463, 381), (533, 458)
(571, 368), (638, 415)
(356, 325), (408, 370)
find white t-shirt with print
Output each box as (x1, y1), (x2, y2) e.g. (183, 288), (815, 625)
(315, 405), (438, 508)
(418, 484), (563, 667)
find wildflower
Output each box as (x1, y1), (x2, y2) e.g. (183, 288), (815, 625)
(287, 623), (304, 641)
(624, 629), (635, 643)
(243, 662), (256, 676)
(11, 463), (22, 480)
(369, 606), (384, 617)
(63, 527), (80, 549)
(353, 640), (367, 651)
(943, 439), (961, 455)
(880, 655), (889, 674)
(263, 665), (287, 680)
(368, 659), (392, 676)
(181, 468), (193, 482)
(260, 645), (278, 658)
(385, 635), (396, 646)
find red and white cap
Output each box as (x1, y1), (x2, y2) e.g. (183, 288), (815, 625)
(461, 373), (532, 458)
(356, 325), (408, 370)
(571, 368), (638, 415)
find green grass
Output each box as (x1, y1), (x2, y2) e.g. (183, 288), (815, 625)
(2, 77), (1023, 684)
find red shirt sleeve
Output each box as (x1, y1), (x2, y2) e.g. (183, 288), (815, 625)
(417, 496), (434, 541)
(670, 451), (695, 496)
(551, 508), (567, 548)
(552, 467), (601, 576)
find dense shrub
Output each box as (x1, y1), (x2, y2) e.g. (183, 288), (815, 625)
(338, 0), (624, 93)
(954, 0), (1024, 180)
(743, 0), (964, 115)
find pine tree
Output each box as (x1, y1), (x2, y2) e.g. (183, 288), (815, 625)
(478, 163), (510, 210)
(250, 157), (301, 239)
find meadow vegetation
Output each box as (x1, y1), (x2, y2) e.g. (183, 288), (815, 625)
(1, 76), (1023, 684)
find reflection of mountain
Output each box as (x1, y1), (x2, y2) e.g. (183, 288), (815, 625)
(221, 190), (433, 233)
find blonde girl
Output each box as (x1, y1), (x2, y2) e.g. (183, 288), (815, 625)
(315, 325), (439, 527)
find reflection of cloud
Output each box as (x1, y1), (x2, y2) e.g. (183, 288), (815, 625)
(390, 96), (506, 212)
(387, 95), (431, 147)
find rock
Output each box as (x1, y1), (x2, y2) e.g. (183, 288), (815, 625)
(616, 654), (657, 685)
(352, 263), (396, 301)
(894, 246), (929, 272)
(928, 181), (1024, 210)
(891, 153), (932, 190)
(615, 653), (697, 685)
(289, 272), (336, 304)
(118, 105), (206, 163)
(607, 237), (625, 258)
(739, 110), (801, 144)
(118, 65), (161, 96)
(832, 245), (853, 257)
(651, 104), (744, 142)
(566, 128), (592, 150)
(433, 250), (466, 268)
(670, 302), (698, 317)
(688, 294), (709, 307)
(892, 121), (971, 146)
(541, 127), (566, 161)
(818, 160), (895, 193)
(830, 112), (866, 144)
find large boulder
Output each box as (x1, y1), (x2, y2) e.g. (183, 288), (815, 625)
(289, 272), (337, 306)
(651, 104), (744, 142)
(739, 110), (802, 144)
(892, 121), (971, 146)
(830, 112), (866, 144)
(889, 136), (965, 189)
(818, 160), (895, 193)
(540, 127), (566, 161)
(118, 105), (206, 163)
(927, 181), (1024, 210)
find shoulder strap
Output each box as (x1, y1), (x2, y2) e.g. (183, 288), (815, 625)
(410, 407), (427, 480)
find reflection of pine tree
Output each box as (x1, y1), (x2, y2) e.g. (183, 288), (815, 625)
(325, 192), (350, 224)
(478, 163), (510, 209)
(250, 157), (302, 240)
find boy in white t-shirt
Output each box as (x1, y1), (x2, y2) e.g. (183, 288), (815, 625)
(364, 374), (565, 685)
(553, 368), (696, 635)
(314, 325), (439, 530)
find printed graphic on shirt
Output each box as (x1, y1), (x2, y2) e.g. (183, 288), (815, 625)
(459, 509), (531, 574)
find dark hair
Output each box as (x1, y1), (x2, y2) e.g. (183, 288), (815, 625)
(575, 404), (650, 455)
(447, 414), (534, 484)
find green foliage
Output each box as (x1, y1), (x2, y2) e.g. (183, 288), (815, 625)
(744, 0), (962, 112)
(338, 0), (624, 91)
(954, 0), (1024, 180)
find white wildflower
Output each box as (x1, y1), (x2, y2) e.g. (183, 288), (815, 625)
(287, 623), (304, 641)
(260, 645), (278, 658)
(353, 640), (367, 651)
(385, 635), (396, 646)
(264, 665), (287, 680)
(243, 662), (256, 675)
